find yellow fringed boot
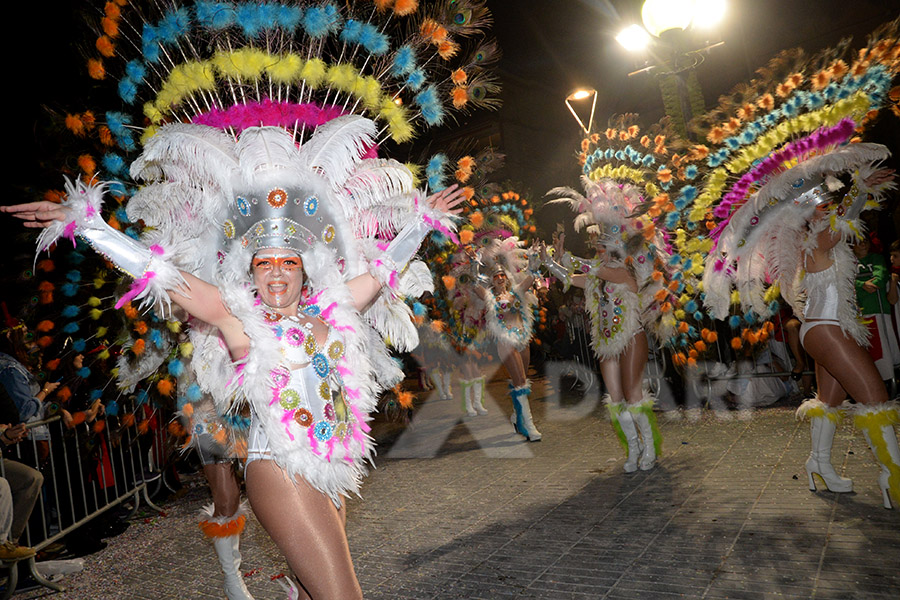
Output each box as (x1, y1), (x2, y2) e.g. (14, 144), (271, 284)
(796, 398), (852, 493)
(852, 402), (900, 509)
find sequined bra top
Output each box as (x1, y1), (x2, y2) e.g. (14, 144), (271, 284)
(265, 307), (354, 449)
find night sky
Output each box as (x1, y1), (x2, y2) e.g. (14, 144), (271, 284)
(4, 1), (900, 313)
(485, 0), (900, 235)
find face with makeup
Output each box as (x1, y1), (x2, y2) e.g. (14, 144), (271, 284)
(251, 248), (305, 312)
(491, 269), (509, 293)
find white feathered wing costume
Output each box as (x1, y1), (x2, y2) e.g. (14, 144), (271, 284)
(125, 116), (449, 502)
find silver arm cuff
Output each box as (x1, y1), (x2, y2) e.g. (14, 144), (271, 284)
(385, 216), (432, 270)
(544, 257), (572, 291)
(369, 215), (433, 291)
(79, 222), (153, 280)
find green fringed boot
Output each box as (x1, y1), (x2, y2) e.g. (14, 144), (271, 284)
(607, 397), (642, 473)
(630, 395), (662, 471)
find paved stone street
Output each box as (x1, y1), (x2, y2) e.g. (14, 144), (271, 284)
(7, 374), (900, 599)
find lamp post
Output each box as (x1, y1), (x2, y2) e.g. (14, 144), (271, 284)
(616, 0), (727, 139)
(565, 88), (598, 135)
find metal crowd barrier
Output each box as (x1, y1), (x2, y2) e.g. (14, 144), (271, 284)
(0, 398), (165, 598)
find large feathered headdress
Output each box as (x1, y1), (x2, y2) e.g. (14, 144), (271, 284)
(693, 19), (900, 327)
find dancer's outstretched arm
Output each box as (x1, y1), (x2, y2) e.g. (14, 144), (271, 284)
(3, 197), (248, 355)
(347, 184), (467, 311)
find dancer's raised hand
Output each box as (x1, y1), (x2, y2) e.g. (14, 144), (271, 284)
(425, 184), (467, 215)
(1, 201), (70, 228)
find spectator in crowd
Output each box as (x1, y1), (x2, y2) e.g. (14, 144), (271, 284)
(885, 239), (900, 373)
(0, 326), (58, 463)
(853, 233), (900, 382)
(0, 421), (44, 559)
(771, 305), (813, 397)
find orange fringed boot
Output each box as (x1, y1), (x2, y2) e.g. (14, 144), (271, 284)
(199, 503), (255, 600)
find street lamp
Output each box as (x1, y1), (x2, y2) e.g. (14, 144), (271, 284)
(616, 0), (727, 139)
(565, 88), (597, 135)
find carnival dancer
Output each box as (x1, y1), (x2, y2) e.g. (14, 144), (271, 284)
(690, 21), (900, 507)
(704, 141), (899, 507)
(447, 247), (490, 416)
(179, 357), (255, 600)
(474, 238), (541, 440)
(3, 118), (465, 597)
(545, 177), (674, 472)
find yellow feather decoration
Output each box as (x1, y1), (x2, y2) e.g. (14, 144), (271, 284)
(267, 54), (304, 84)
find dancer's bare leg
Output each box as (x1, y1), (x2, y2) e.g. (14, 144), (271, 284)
(599, 357), (624, 403)
(815, 362), (849, 407)
(498, 343), (526, 387)
(804, 324), (888, 407)
(520, 346), (531, 378)
(619, 332), (648, 405)
(203, 462), (241, 517)
(246, 460), (362, 600)
(784, 318), (805, 372)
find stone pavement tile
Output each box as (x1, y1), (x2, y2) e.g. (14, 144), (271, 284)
(11, 397), (899, 599)
(523, 577), (615, 595)
(610, 578), (714, 597)
(712, 569), (815, 590)
(432, 579), (522, 599)
(697, 593), (778, 600)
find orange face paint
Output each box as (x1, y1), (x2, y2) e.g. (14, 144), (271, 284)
(251, 255), (303, 272)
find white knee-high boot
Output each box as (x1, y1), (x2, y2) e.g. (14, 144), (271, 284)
(852, 401), (900, 509)
(472, 376), (488, 415)
(606, 396), (642, 473)
(200, 503), (255, 600)
(441, 371), (454, 403)
(796, 398), (853, 493)
(431, 370), (447, 400)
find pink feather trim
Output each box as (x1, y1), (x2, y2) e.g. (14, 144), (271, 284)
(307, 425), (320, 455)
(423, 214), (459, 244)
(193, 99), (345, 133)
(115, 271), (155, 309)
(281, 410), (296, 441)
(350, 404), (371, 433)
(712, 118), (856, 235)
(63, 222), (78, 247)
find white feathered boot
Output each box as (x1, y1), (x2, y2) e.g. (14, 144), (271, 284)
(472, 376), (488, 415)
(630, 394), (661, 471)
(510, 381), (541, 441)
(200, 504), (255, 600)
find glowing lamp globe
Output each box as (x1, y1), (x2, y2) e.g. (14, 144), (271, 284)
(641, 0), (695, 38)
(692, 0), (727, 29)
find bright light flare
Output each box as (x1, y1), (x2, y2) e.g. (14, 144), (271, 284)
(692, 0), (727, 29)
(615, 24), (651, 52)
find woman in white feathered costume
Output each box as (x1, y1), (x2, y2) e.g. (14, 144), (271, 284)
(544, 178), (672, 473)
(474, 237), (541, 440)
(4, 116), (464, 598)
(703, 138), (900, 509)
